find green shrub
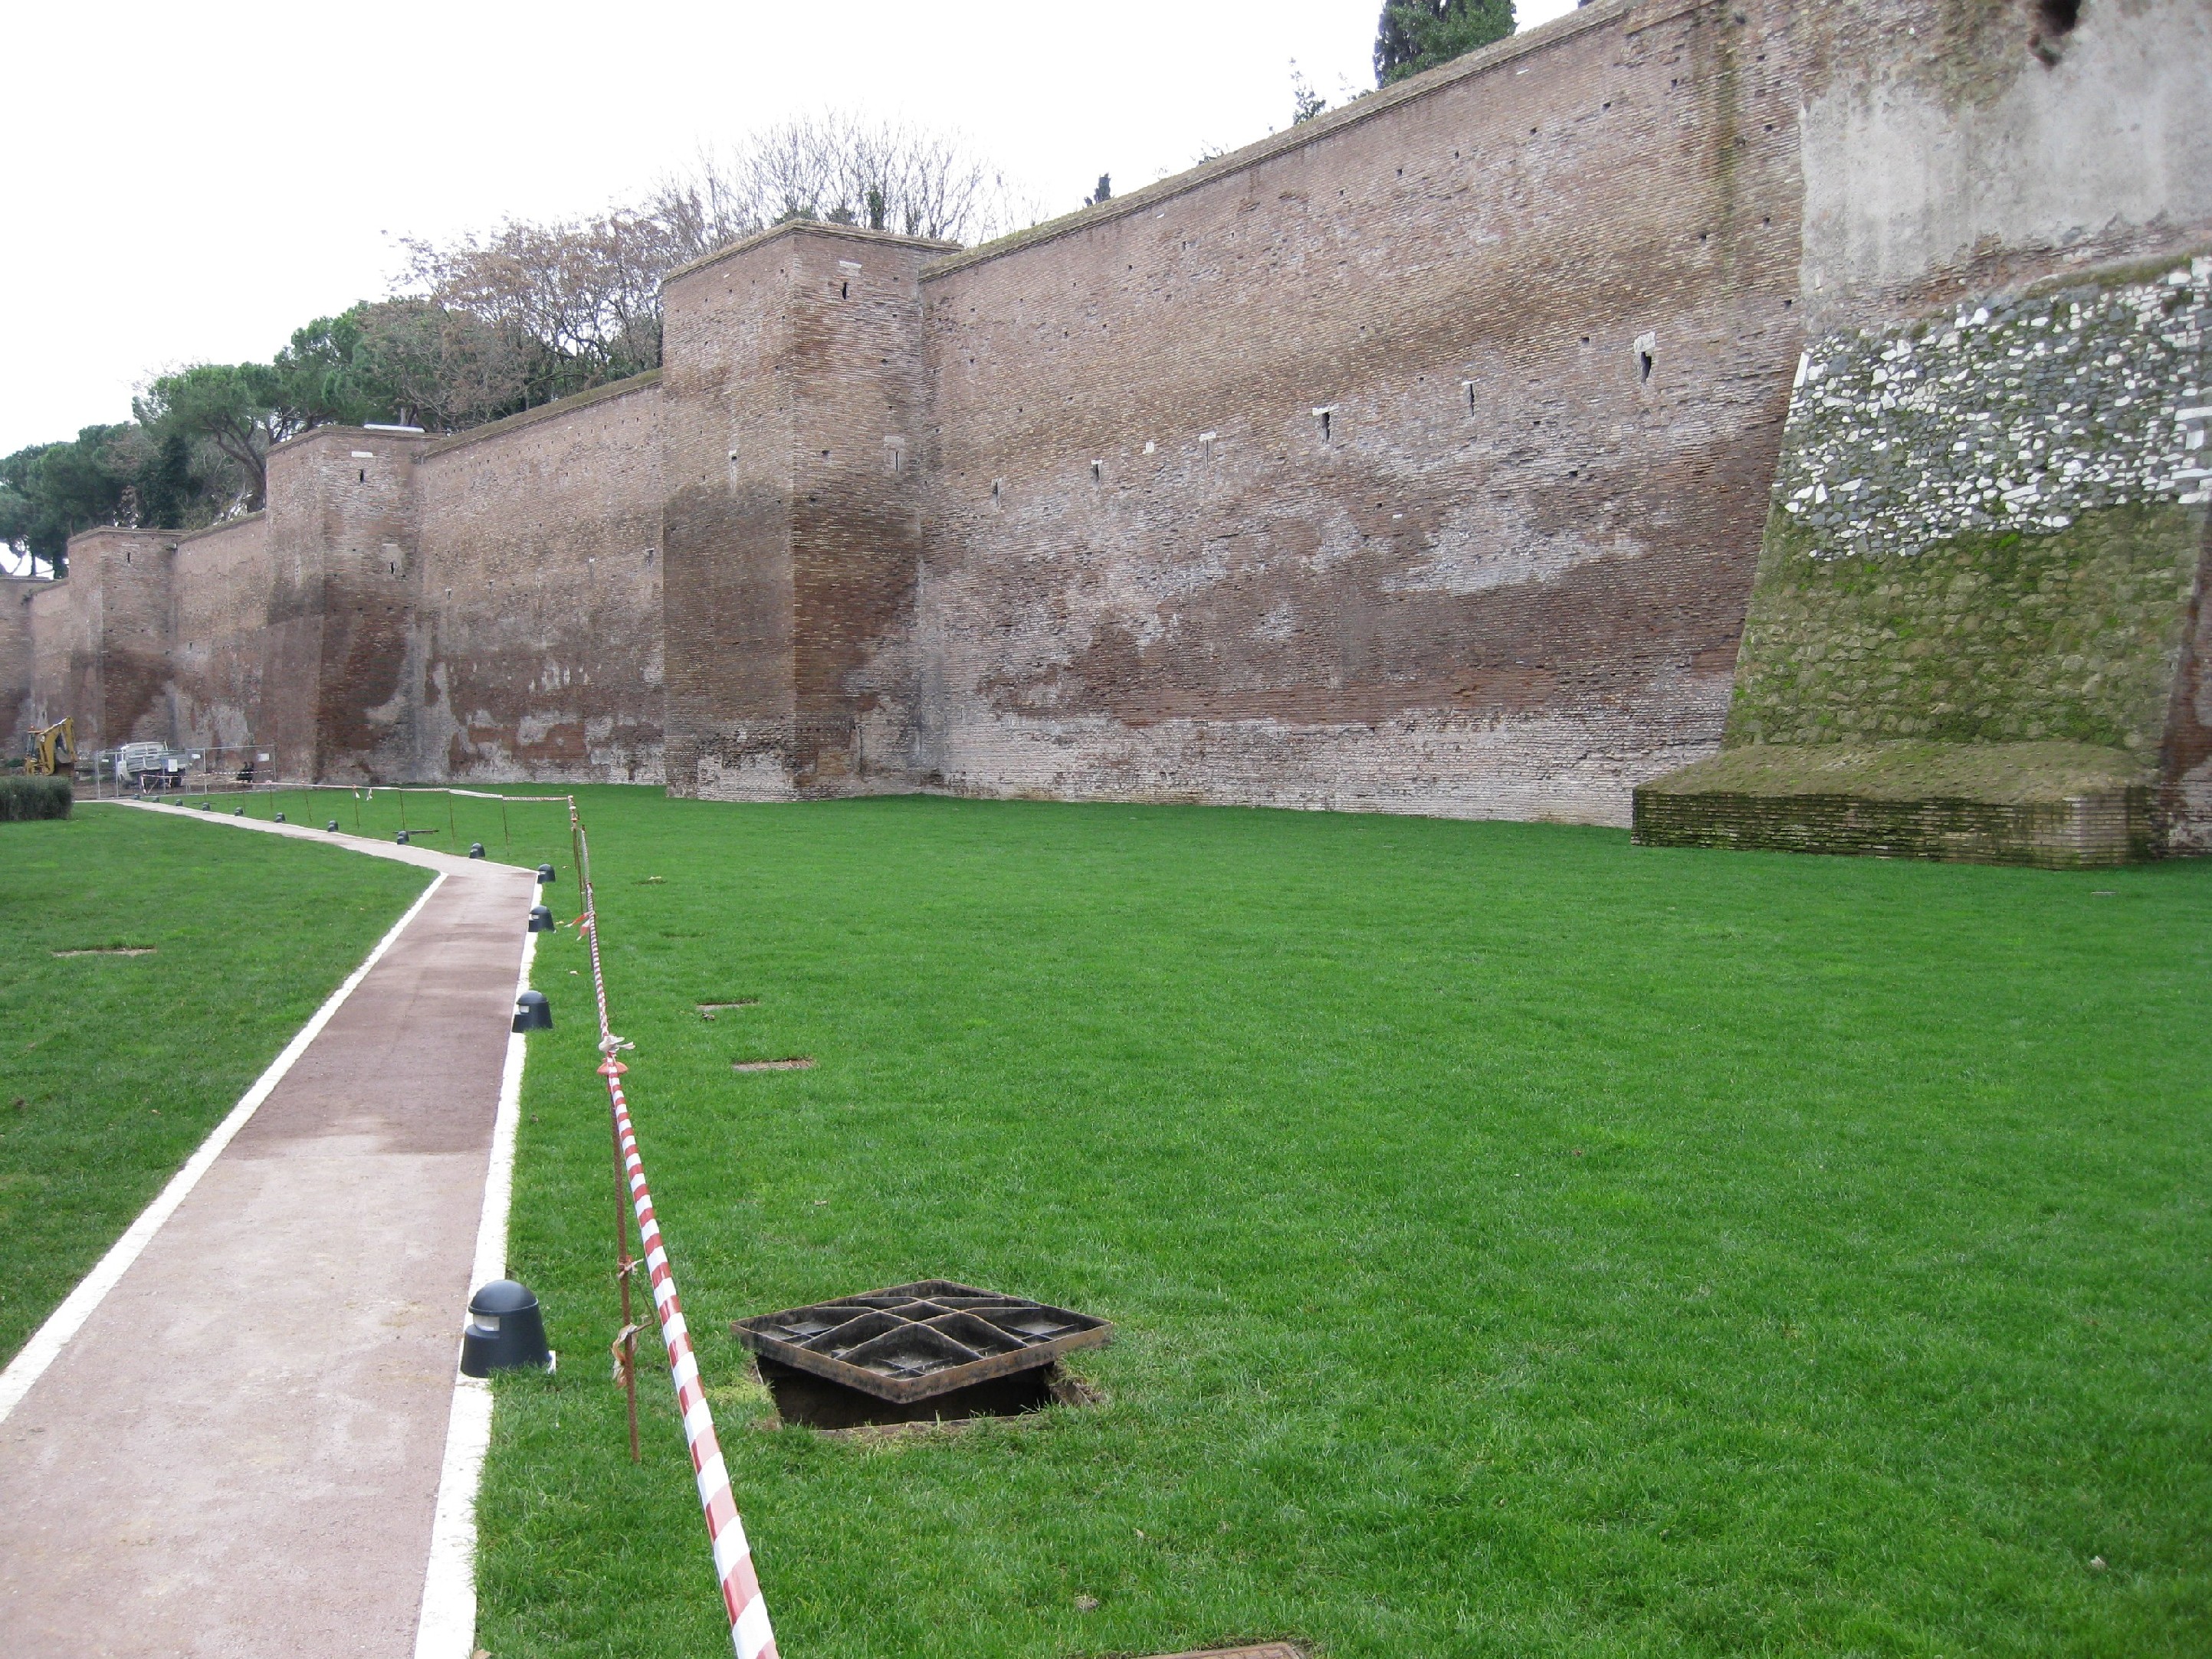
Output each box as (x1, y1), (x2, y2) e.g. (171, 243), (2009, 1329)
(0, 777), (72, 821)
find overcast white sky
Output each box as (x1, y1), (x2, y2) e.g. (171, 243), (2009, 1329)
(4, 0), (1577, 457)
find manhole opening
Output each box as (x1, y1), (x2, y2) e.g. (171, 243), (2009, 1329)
(733, 1056), (814, 1072)
(734, 1279), (1111, 1430)
(697, 1000), (760, 1018)
(753, 1354), (1098, 1430)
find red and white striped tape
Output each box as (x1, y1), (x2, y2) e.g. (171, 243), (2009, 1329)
(572, 808), (778, 1659)
(609, 1074), (778, 1659)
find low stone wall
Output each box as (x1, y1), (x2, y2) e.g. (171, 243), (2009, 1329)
(1632, 784), (2155, 869)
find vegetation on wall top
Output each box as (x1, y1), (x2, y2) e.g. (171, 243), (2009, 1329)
(1375, 0), (1515, 86)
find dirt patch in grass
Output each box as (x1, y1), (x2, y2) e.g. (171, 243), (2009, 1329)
(51, 946), (156, 957)
(731, 1056), (813, 1072)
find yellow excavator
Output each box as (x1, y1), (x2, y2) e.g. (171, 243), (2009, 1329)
(25, 717), (74, 776)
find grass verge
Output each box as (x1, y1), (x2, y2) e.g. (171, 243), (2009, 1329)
(473, 789), (2210, 1657)
(0, 805), (431, 1365)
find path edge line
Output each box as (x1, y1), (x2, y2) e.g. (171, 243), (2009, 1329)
(0, 869), (450, 1424)
(413, 879), (543, 1659)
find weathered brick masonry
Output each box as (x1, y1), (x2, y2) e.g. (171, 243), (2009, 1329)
(417, 375), (665, 782)
(1, 579), (40, 741)
(10, 0), (2210, 851)
(661, 230), (944, 798)
(24, 529), (176, 755)
(882, 0), (1803, 821)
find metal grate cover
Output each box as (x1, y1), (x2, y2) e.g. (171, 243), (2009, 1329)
(731, 1280), (1111, 1404)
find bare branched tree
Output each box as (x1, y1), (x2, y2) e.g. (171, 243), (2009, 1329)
(382, 114), (1037, 425)
(654, 113), (1039, 264)
(399, 211), (678, 408)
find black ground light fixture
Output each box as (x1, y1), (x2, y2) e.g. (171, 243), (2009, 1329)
(514, 990), (553, 1031)
(528, 904), (556, 933)
(233, 805), (245, 815)
(470, 841), (486, 858)
(327, 820), (340, 832)
(458, 1280), (553, 1375)
(537, 862), (556, 885)
(274, 813), (285, 823)
(397, 830), (411, 845)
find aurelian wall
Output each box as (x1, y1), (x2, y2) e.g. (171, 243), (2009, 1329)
(1719, 0), (2212, 848)
(418, 375), (665, 783)
(661, 225), (948, 798)
(1, 579), (45, 743)
(25, 530), (177, 755)
(661, 234), (802, 796)
(264, 426), (426, 782)
(171, 512), (272, 762)
(874, 0), (1803, 824)
(8, 0), (2210, 843)
(1732, 263), (2212, 762)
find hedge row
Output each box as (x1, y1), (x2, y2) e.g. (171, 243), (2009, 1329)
(0, 776), (73, 821)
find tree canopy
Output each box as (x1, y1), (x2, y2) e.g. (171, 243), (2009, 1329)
(2, 111), (1035, 574)
(0, 425), (212, 578)
(1374, 0), (1515, 86)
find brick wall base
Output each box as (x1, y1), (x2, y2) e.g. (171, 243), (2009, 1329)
(1630, 786), (2158, 870)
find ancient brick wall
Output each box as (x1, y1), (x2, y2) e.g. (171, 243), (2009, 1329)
(27, 530), (177, 756)
(1633, 782), (2155, 870)
(259, 426), (425, 782)
(171, 512), (273, 764)
(661, 232), (800, 797)
(877, 0), (1804, 825)
(10, 0), (2210, 835)
(417, 375), (665, 783)
(26, 579), (90, 739)
(0, 579), (45, 744)
(661, 224), (947, 798)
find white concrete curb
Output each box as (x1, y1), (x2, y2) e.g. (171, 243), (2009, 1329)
(413, 878), (545, 1659)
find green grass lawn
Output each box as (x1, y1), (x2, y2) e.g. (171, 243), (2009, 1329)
(471, 789), (2211, 1658)
(0, 805), (430, 1365)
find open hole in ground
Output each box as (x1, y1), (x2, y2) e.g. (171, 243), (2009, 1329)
(734, 1279), (1113, 1430)
(733, 1056), (813, 1071)
(697, 1000), (759, 1018)
(752, 1355), (1098, 1430)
